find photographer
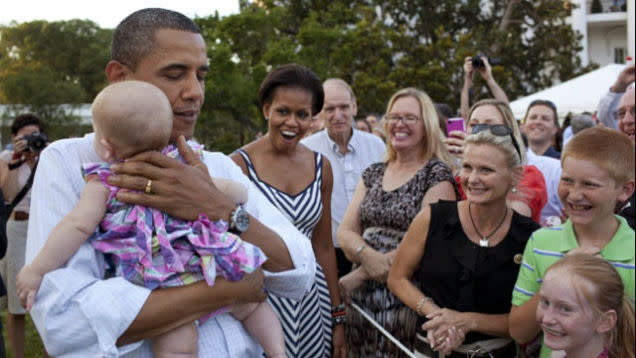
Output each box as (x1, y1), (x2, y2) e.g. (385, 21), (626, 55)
(0, 113), (47, 358)
(460, 55), (509, 120)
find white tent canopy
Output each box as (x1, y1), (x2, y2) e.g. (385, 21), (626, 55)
(509, 64), (626, 120)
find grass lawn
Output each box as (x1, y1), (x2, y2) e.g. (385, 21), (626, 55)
(1, 309), (47, 357)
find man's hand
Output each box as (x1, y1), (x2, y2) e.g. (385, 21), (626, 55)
(610, 63), (635, 93)
(107, 136), (235, 222)
(16, 264), (43, 311)
(234, 269), (267, 305)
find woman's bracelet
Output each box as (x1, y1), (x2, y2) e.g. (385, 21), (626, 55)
(415, 295), (433, 316)
(331, 304), (347, 325)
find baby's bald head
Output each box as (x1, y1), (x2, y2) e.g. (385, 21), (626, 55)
(92, 80), (172, 158)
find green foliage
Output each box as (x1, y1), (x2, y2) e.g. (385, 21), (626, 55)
(0, 3), (595, 152)
(0, 19), (111, 141)
(191, 0), (595, 152)
(591, 0), (604, 13)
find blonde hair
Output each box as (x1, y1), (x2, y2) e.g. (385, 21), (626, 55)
(562, 126), (635, 185)
(92, 80), (172, 156)
(545, 254), (635, 358)
(466, 99), (526, 164)
(464, 130), (523, 170)
(383, 88), (453, 167)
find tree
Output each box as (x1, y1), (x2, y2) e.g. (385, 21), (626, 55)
(192, 0), (594, 152)
(0, 20), (111, 137)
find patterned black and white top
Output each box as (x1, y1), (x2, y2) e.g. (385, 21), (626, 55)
(237, 149), (332, 358)
(348, 157), (458, 357)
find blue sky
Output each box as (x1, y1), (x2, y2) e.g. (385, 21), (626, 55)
(0, 1), (239, 28)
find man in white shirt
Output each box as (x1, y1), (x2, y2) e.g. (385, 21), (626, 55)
(25, 8), (315, 357)
(301, 79), (385, 277)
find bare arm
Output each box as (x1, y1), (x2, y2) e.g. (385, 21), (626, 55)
(312, 158), (342, 306)
(387, 206), (439, 315)
(460, 57), (474, 120)
(509, 295), (541, 343)
(118, 270), (265, 345)
(479, 57), (509, 104)
(29, 179), (108, 275)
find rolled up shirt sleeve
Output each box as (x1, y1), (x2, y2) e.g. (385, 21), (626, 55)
(204, 152), (316, 301)
(26, 137), (150, 357)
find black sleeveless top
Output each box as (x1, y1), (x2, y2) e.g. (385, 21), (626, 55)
(416, 200), (539, 343)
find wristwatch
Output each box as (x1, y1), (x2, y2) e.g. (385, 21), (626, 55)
(229, 204), (250, 234)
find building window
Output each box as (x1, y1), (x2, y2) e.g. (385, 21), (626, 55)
(614, 47), (626, 63)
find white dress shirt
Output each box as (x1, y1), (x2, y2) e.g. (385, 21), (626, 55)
(525, 148), (564, 223)
(25, 133), (315, 357)
(301, 129), (385, 247)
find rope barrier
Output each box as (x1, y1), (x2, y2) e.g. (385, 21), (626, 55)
(350, 302), (417, 358)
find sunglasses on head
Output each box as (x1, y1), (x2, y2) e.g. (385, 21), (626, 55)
(470, 124), (522, 161)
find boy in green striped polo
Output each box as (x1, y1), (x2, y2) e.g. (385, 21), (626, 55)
(508, 127), (635, 358)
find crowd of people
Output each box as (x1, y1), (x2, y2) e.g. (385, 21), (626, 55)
(0, 7), (634, 358)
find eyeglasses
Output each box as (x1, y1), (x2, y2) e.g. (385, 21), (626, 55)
(386, 114), (420, 123)
(471, 124), (522, 161)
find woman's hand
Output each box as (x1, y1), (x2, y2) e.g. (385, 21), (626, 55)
(443, 131), (466, 158)
(433, 326), (465, 355)
(359, 249), (392, 282)
(332, 324), (347, 358)
(338, 267), (369, 303)
(422, 308), (474, 344)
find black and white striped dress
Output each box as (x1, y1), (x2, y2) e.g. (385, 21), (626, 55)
(237, 149), (332, 357)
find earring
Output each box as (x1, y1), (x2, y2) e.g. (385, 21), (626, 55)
(265, 117), (270, 121)
(511, 187), (518, 193)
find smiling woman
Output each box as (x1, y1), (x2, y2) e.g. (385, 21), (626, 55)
(387, 126), (539, 357)
(230, 64), (347, 357)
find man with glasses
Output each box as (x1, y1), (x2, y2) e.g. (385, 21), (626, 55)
(301, 78), (385, 277)
(522, 100), (561, 159)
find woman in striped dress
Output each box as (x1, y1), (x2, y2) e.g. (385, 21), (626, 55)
(230, 64), (346, 358)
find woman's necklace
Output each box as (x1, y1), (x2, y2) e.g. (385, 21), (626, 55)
(468, 202), (508, 247)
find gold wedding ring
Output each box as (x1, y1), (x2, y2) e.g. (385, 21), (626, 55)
(145, 179), (153, 194)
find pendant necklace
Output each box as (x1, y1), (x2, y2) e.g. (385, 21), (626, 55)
(468, 202), (508, 247)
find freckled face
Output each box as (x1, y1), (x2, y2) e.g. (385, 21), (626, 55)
(537, 269), (601, 352)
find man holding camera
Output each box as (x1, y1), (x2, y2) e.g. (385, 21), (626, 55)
(0, 113), (47, 358)
(460, 55), (509, 120)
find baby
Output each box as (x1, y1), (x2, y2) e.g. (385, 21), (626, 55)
(17, 81), (285, 358)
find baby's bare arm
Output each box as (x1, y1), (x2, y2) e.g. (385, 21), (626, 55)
(212, 177), (247, 204)
(29, 179), (109, 275)
(17, 179), (109, 310)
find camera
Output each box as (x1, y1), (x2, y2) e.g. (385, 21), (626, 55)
(23, 132), (48, 152)
(472, 54), (502, 69)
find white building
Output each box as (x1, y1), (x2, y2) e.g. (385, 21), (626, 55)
(569, 0), (634, 66)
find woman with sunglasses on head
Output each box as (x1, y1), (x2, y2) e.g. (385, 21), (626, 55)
(388, 114), (541, 357)
(337, 88), (458, 356)
(446, 99), (548, 224)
